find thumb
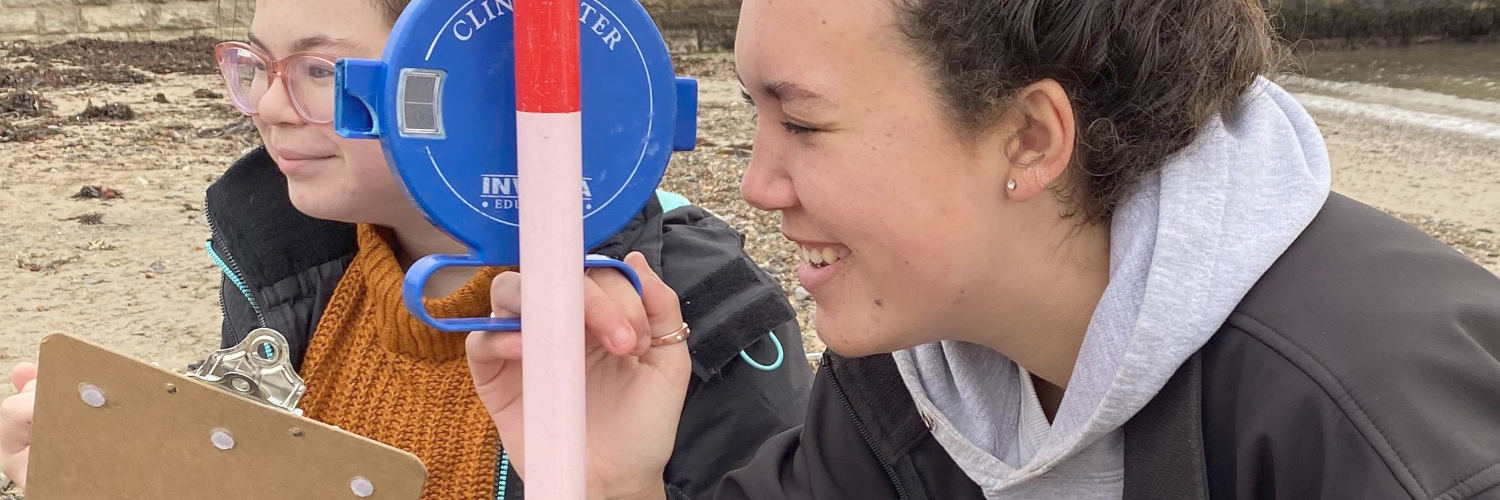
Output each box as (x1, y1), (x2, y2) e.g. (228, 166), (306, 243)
(11, 362), (36, 393)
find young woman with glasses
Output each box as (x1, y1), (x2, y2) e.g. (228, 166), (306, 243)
(0, 2), (812, 499)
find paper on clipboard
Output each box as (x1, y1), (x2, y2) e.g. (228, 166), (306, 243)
(25, 333), (427, 499)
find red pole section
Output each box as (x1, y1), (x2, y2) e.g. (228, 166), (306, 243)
(515, 0), (581, 113)
(513, 0), (586, 498)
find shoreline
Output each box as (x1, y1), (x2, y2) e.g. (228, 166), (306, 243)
(1283, 33), (1500, 52)
(1312, 105), (1500, 239)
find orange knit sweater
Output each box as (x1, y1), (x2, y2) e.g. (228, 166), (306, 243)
(298, 224), (502, 500)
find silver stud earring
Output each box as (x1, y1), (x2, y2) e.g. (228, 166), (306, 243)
(1006, 179), (1017, 191)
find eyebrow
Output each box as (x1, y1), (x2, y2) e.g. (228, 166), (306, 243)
(737, 73), (829, 105)
(247, 32), (355, 55)
(766, 81), (827, 104)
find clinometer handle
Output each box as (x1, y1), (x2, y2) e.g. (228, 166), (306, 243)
(403, 253), (642, 332)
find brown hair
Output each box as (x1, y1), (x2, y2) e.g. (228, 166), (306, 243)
(372, 0), (410, 25)
(896, 0), (1280, 223)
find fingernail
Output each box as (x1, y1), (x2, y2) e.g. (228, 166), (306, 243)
(613, 327), (635, 352)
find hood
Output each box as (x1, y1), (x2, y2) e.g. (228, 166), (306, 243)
(894, 77), (1333, 497)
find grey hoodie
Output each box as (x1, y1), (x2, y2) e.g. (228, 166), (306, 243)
(893, 78), (1333, 498)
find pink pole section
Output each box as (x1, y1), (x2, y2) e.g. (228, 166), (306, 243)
(514, 0), (585, 498)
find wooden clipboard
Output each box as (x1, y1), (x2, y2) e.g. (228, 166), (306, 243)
(26, 334), (428, 499)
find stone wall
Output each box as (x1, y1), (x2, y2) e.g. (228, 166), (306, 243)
(641, 0), (740, 53)
(1265, 0), (1497, 43)
(0, 0), (739, 53)
(11, 0), (1487, 50)
(0, 0), (255, 43)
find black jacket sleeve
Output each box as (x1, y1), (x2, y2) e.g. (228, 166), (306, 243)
(647, 203), (815, 499)
(669, 332), (812, 499)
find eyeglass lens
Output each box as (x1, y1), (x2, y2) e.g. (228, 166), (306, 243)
(219, 47), (337, 123)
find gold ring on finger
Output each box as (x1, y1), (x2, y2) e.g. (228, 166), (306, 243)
(650, 322), (690, 347)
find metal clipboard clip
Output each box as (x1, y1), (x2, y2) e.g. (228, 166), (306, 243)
(186, 328), (307, 415)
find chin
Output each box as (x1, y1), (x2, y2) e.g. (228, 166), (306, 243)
(814, 312), (911, 358)
(285, 184), (356, 223)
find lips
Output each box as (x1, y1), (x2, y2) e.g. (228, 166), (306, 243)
(276, 148), (336, 161)
(268, 143), (337, 175)
(787, 236), (850, 292)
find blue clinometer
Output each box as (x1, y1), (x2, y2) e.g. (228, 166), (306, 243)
(333, 0), (698, 331)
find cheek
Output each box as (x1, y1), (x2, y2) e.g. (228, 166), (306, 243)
(826, 157), (984, 263)
(252, 118), (272, 147)
(334, 134), (398, 187)
(845, 235), (976, 352)
(864, 231), (964, 302)
(839, 166), (991, 324)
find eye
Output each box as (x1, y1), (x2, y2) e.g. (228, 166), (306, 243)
(781, 121), (820, 135)
(307, 65), (335, 78)
(740, 89), (761, 122)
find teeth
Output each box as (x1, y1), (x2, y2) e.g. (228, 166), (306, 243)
(798, 244), (843, 266)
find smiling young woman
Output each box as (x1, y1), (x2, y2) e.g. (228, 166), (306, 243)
(470, 0), (1500, 498)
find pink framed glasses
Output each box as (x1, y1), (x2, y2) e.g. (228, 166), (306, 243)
(214, 41), (340, 125)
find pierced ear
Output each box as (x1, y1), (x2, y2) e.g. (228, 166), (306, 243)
(1003, 79), (1076, 200)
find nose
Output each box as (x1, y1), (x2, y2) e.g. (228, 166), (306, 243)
(739, 123), (798, 212)
(256, 76), (305, 126)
